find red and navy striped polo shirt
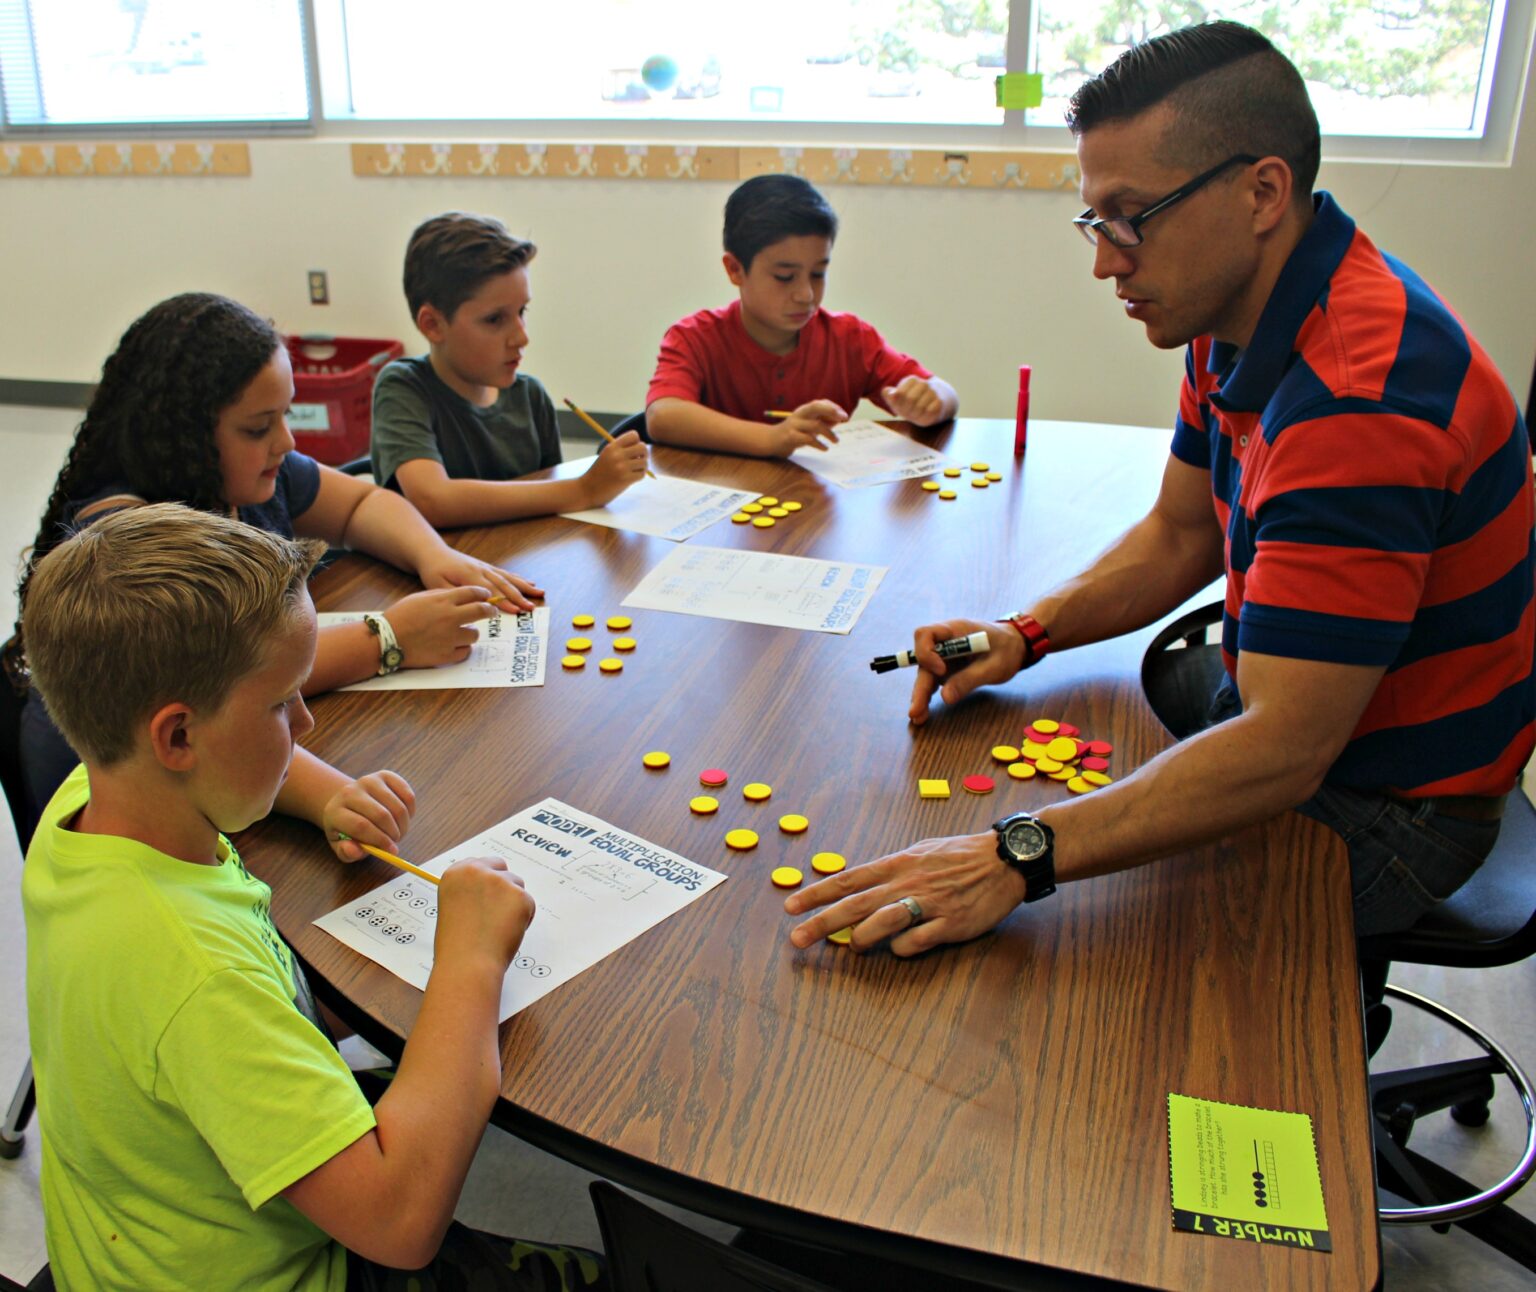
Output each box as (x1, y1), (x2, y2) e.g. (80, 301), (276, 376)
(1171, 193), (1534, 797)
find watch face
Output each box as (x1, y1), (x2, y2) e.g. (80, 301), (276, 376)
(1004, 819), (1047, 863)
(382, 646), (404, 670)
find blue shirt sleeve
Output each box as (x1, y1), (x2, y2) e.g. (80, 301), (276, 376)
(279, 452), (322, 522)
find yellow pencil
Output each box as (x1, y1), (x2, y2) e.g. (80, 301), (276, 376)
(764, 410), (793, 419)
(563, 398), (656, 478)
(338, 834), (440, 886)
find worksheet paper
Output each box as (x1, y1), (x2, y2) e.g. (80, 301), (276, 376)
(314, 798), (726, 1021)
(788, 419), (954, 488)
(621, 545), (885, 634)
(558, 457), (759, 541)
(319, 608), (549, 691)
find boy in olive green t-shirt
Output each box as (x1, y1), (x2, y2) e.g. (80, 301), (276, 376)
(22, 505), (603, 1291)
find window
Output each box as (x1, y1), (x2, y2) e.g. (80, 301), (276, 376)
(1032, 1), (1507, 139)
(335, 0), (1008, 127)
(2, 0), (1530, 160)
(0, 0), (312, 129)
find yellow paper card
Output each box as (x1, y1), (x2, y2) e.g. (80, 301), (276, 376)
(1167, 1093), (1331, 1252)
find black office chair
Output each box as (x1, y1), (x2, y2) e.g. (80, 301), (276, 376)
(1359, 807), (1536, 1266)
(609, 411), (650, 444)
(335, 456), (372, 477)
(1139, 600), (1230, 740)
(1141, 601), (1536, 1270)
(1, 678), (36, 1161)
(589, 1182), (837, 1292)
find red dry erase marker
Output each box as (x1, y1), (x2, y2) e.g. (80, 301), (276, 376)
(1014, 364), (1031, 456)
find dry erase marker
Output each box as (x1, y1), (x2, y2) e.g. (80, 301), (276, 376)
(870, 631), (990, 675)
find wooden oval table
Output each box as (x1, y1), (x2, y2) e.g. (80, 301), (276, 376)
(240, 420), (1380, 1291)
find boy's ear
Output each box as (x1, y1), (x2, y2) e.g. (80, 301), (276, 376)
(722, 253), (747, 287)
(415, 303), (448, 344)
(147, 701), (197, 773)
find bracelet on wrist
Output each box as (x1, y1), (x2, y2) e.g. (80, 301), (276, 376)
(999, 613), (1051, 669)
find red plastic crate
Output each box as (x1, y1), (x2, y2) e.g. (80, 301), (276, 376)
(283, 334), (405, 465)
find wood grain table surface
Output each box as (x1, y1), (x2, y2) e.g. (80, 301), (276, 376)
(239, 419), (1379, 1291)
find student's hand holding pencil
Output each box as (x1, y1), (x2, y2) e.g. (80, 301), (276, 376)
(764, 400), (846, 456)
(580, 429), (650, 507)
(436, 857), (537, 969)
(323, 770), (416, 864)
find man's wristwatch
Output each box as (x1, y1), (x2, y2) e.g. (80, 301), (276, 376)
(992, 811), (1057, 903)
(363, 613), (404, 676)
(1000, 612), (1051, 668)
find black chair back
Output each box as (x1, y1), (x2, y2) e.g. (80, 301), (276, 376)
(0, 679), (35, 852)
(589, 1182), (837, 1292)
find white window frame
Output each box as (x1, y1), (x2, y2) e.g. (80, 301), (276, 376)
(0, 0), (322, 136)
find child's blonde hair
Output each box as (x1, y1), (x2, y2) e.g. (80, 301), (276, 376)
(24, 503), (325, 767)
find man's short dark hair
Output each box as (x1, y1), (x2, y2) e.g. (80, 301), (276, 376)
(1066, 20), (1320, 201)
(723, 175), (839, 270)
(403, 212), (537, 321)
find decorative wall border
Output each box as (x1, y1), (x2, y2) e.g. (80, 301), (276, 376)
(0, 141), (250, 178)
(350, 142), (1079, 191)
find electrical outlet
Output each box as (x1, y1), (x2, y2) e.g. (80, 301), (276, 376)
(308, 270), (329, 305)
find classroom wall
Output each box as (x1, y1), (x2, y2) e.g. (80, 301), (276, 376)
(3, 67), (1534, 430)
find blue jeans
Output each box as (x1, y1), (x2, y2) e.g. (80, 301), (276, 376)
(1194, 674), (1501, 937)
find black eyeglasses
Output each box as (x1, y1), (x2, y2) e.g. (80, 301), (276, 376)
(1073, 154), (1259, 249)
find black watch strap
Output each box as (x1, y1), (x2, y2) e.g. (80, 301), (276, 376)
(993, 812), (1057, 903)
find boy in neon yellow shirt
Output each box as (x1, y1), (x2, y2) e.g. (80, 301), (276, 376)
(22, 504), (603, 1291)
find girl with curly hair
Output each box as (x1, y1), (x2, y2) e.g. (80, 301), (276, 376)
(5, 292), (543, 826)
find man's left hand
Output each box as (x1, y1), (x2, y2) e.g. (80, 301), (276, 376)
(786, 832), (1029, 956)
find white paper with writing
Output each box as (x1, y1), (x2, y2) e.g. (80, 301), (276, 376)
(558, 458), (758, 541)
(319, 608), (548, 690)
(621, 544), (885, 634)
(788, 420), (953, 488)
(315, 798), (726, 1020)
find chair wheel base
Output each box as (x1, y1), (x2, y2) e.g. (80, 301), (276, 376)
(1453, 1099), (1492, 1128)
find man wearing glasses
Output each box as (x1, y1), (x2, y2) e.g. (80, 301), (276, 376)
(786, 21), (1533, 992)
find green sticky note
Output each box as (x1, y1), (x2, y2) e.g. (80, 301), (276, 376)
(1167, 1093), (1331, 1253)
(994, 72), (1042, 110)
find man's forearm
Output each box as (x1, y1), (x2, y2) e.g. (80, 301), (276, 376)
(1039, 707), (1329, 884)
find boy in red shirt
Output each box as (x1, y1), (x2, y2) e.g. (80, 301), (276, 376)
(646, 175), (958, 457)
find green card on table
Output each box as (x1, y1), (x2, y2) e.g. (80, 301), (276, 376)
(1168, 1093), (1331, 1253)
